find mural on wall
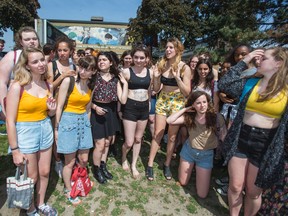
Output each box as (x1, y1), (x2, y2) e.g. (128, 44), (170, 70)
(54, 25), (128, 46)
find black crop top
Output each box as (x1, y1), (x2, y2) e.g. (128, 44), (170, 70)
(128, 67), (151, 90)
(161, 76), (178, 86)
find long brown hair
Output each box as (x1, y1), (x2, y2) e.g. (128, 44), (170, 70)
(258, 47), (288, 102)
(184, 91), (216, 132)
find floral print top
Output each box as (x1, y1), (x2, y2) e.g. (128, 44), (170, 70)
(92, 73), (118, 103)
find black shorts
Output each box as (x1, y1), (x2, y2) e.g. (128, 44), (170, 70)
(122, 98), (149, 122)
(235, 123), (278, 167)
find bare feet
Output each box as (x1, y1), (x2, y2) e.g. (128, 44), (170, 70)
(122, 160), (130, 171)
(131, 168), (140, 179)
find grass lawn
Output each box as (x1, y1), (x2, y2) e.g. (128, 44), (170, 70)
(0, 124), (229, 215)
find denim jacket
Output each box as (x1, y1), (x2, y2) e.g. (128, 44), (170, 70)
(218, 61), (288, 189)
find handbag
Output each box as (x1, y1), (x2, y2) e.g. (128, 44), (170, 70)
(6, 160), (34, 210)
(70, 163), (93, 198)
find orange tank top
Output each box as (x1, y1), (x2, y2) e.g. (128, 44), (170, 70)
(64, 85), (92, 114)
(17, 90), (49, 122)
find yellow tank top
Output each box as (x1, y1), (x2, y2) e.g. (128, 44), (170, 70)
(64, 85), (92, 114)
(246, 82), (287, 118)
(17, 91), (49, 122)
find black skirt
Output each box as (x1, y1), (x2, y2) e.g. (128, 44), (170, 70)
(91, 101), (120, 139)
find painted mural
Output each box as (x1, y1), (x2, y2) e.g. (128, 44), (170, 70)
(54, 25), (128, 46)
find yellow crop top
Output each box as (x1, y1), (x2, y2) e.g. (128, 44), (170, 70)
(246, 81), (287, 118)
(17, 91), (49, 122)
(64, 85), (92, 114)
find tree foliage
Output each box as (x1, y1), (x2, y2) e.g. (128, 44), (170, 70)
(128, 0), (287, 60)
(0, 0), (40, 35)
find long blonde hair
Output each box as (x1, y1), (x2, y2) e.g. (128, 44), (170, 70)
(13, 47), (49, 86)
(157, 37), (184, 74)
(259, 47), (288, 101)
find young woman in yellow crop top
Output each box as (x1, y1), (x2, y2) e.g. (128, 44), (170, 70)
(219, 47), (288, 216)
(6, 48), (57, 215)
(55, 55), (97, 205)
(167, 91), (226, 198)
(147, 37), (192, 181)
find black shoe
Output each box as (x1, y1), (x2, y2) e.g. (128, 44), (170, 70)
(163, 165), (172, 180)
(100, 161), (113, 180)
(92, 165), (107, 184)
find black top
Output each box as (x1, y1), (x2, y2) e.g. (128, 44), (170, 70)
(128, 67), (151, 90)
(160, 76), (178, 86)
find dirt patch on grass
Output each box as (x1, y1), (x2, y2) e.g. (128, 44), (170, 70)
(0, 132), (229, 215)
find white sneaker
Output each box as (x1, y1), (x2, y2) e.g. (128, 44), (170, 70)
(54, 161), (63, 178)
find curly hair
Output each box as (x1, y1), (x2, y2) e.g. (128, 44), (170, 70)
(157, 37), (184, 74)
(54, 36), (75, 57)
(258, 47), (288, 102)
(96, 51), (119, 77)
(13, 47), (49, 86)
(76, 55), (97, 90)
(184, 91), (217, 132)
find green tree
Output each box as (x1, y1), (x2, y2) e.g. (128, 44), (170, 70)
(0, 0), (40, 35)
(127, 0), (201, 49)
(128, 0), (286, 61)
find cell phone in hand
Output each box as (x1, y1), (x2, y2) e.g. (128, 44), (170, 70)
(102, 108), (108, 112)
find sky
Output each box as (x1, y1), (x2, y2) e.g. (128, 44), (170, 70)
(2, 0), (142, 51)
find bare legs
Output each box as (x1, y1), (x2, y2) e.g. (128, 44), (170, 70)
(228, 156), (262, 216)
(26, 147), (52, 212)
(122, 119), (148, 178)
(62, 150), (89, 191)
(147, 114), (180, 180)
(178, 158), (212, 198)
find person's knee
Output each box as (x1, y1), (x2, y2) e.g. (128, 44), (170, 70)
(229, 181), (244, 193)
(39, 166), (50, 178)
(65, 157), (76, 168)
(134, 137), (142, 145)
(178, 176), (188, 186)
(245, 187), (262, 200)
(168, 134), (177, 143)
(153, 130), (164, 143)
(124, 139), (134, 148)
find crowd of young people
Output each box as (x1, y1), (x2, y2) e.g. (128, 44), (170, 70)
(1, 26), (287, 215)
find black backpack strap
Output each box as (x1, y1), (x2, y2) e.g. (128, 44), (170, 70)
(52, 61), (58, 78)
(63, 76), (75, 110)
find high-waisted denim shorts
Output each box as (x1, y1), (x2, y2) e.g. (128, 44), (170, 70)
(180, 140), (214, 169)
(57, 112), (93, 154)
(235, 123), (277, 167)
(16, 117), (53, 154)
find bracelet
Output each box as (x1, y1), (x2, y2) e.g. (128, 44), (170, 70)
(11, 146), (19, 151)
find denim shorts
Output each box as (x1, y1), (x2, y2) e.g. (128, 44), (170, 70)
(180, 140), (214, 169)
(16, 117), (53, 154)
(235, 123), (277, 167)
(57, 112), (93, 154)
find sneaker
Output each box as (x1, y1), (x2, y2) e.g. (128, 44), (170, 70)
(64, 188), (82, 206)
(0, 130), (7, 135)
(27, 209), (40, 216)
(215, 176), (229, 186)
(54, 161), (63, 178)
(38, 203), (58, 216)
(216, 184), (228, 196)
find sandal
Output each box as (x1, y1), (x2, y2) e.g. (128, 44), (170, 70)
(163, 165), (172, 180)
(146, 166), (154, 181)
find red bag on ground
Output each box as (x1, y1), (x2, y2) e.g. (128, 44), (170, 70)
(70, 163), (93, 198)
